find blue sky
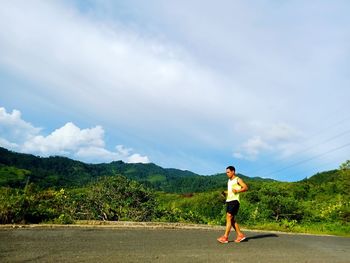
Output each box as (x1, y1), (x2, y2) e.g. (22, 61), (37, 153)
(0, 0), (349, 181)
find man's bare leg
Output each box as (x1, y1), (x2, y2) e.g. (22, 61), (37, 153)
(232, 217), (246, 242)
(224, 212), (233, 237)
(232, 218), (243, 237)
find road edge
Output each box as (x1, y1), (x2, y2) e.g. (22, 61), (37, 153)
(0, 221), (346, 237)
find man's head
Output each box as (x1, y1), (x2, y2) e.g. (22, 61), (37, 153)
(226, 166), (236, 179)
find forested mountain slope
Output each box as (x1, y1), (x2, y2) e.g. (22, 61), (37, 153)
(0, 147), (270, 192)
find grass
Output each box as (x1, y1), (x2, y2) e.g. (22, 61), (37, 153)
(244, 222), (350, 237)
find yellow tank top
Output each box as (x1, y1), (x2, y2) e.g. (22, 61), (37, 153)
(226, 176), (241, 202)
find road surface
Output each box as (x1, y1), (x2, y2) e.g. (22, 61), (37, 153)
(0, 226), (349, 262)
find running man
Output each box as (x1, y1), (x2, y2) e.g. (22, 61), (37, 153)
(217, 165), (248, 243)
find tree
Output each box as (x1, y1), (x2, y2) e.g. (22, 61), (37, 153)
(84, 175), (157, 221)
(339, 160), (350, 171)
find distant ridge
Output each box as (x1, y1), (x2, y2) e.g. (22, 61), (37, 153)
(0, 147), (282, 192)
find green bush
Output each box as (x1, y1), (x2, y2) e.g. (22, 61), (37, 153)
(0, 187), (25, 223)
(81, 175), (157, 222)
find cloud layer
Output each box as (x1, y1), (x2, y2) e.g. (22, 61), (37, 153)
(0, 1), (306, 150)
(0, 107), (149, 164)
(0, 1), (349, 178)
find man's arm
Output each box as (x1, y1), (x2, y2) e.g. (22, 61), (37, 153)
(233, 178), (248, 193)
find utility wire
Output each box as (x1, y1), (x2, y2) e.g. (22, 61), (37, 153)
(242, 113), (350, 175)
(296, 157), (343, 180)
(257, 142), (350, 178)
(306, 115), (350, 141)
(240, 106), (350, 178)
(246, 128), (350, 175)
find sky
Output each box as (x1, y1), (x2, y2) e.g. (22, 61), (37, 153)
(0, 0), (349, 181)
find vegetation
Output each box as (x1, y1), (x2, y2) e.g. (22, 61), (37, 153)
(0, 147), (269, 192)
(0, 147), (349, 236)
(0, 176), (157, 224)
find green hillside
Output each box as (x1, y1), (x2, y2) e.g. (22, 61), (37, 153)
(0, 147), (349, 236)
(0, 147), (269, 193)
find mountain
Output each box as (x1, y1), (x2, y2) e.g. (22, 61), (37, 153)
(304, 169), (339, 184)
(0, 147), (273, 193)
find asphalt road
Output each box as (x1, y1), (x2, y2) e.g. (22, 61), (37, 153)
(0, 227), (349, 263)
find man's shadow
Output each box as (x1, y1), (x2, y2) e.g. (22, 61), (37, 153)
(230, 233), (278, 243)
(246, 233), (278, 240)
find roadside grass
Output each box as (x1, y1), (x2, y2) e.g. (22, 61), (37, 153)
(3, 219), (349, 237)
(244, 222), (350, 237)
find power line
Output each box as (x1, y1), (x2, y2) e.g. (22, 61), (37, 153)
(239, 106), (350, 178)
(308, 115), (350, 139)
(245, 128), (350, 175)
(297, 157), (343, 179)
(257, 142), (350, 178)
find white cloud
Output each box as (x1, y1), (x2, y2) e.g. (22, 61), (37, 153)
(0, 107), (149, 164)
(0, 1), (349, 176)
(75, 145), (149, 163)
(127, 153), (150, 164)
(115, 145), (132, 157)
(75, 146), (118, 161)
(0, 0), (246, 146)
(115, 145), (150, 163)
(234, 136), (272, 160)
(0, 107), (41, 144)
(22, 122), (105, 155)
(233, 122), (304, 160)
(0, 137), (18, 149)
(265, 123), (303, 142)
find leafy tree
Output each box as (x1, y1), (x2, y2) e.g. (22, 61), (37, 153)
(0, 187), (25, 223)
(83, 176), (157, 221)
(339, 160), (350, 171)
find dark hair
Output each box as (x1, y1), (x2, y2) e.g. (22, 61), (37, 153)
(226, 166), (236, 172)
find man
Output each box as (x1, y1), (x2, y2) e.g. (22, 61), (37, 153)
(217, 165), (248, 243)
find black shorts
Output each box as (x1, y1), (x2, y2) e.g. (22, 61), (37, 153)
(226, 200), (240, 216)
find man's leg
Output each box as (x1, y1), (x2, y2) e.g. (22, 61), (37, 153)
(224, 212), (233, 237)
(217, 212), (233, 243)
(231, 216), (243, 236)
(232, 217), (246, 242)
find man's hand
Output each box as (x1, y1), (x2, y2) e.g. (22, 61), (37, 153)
(232, 188), (240, 194)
